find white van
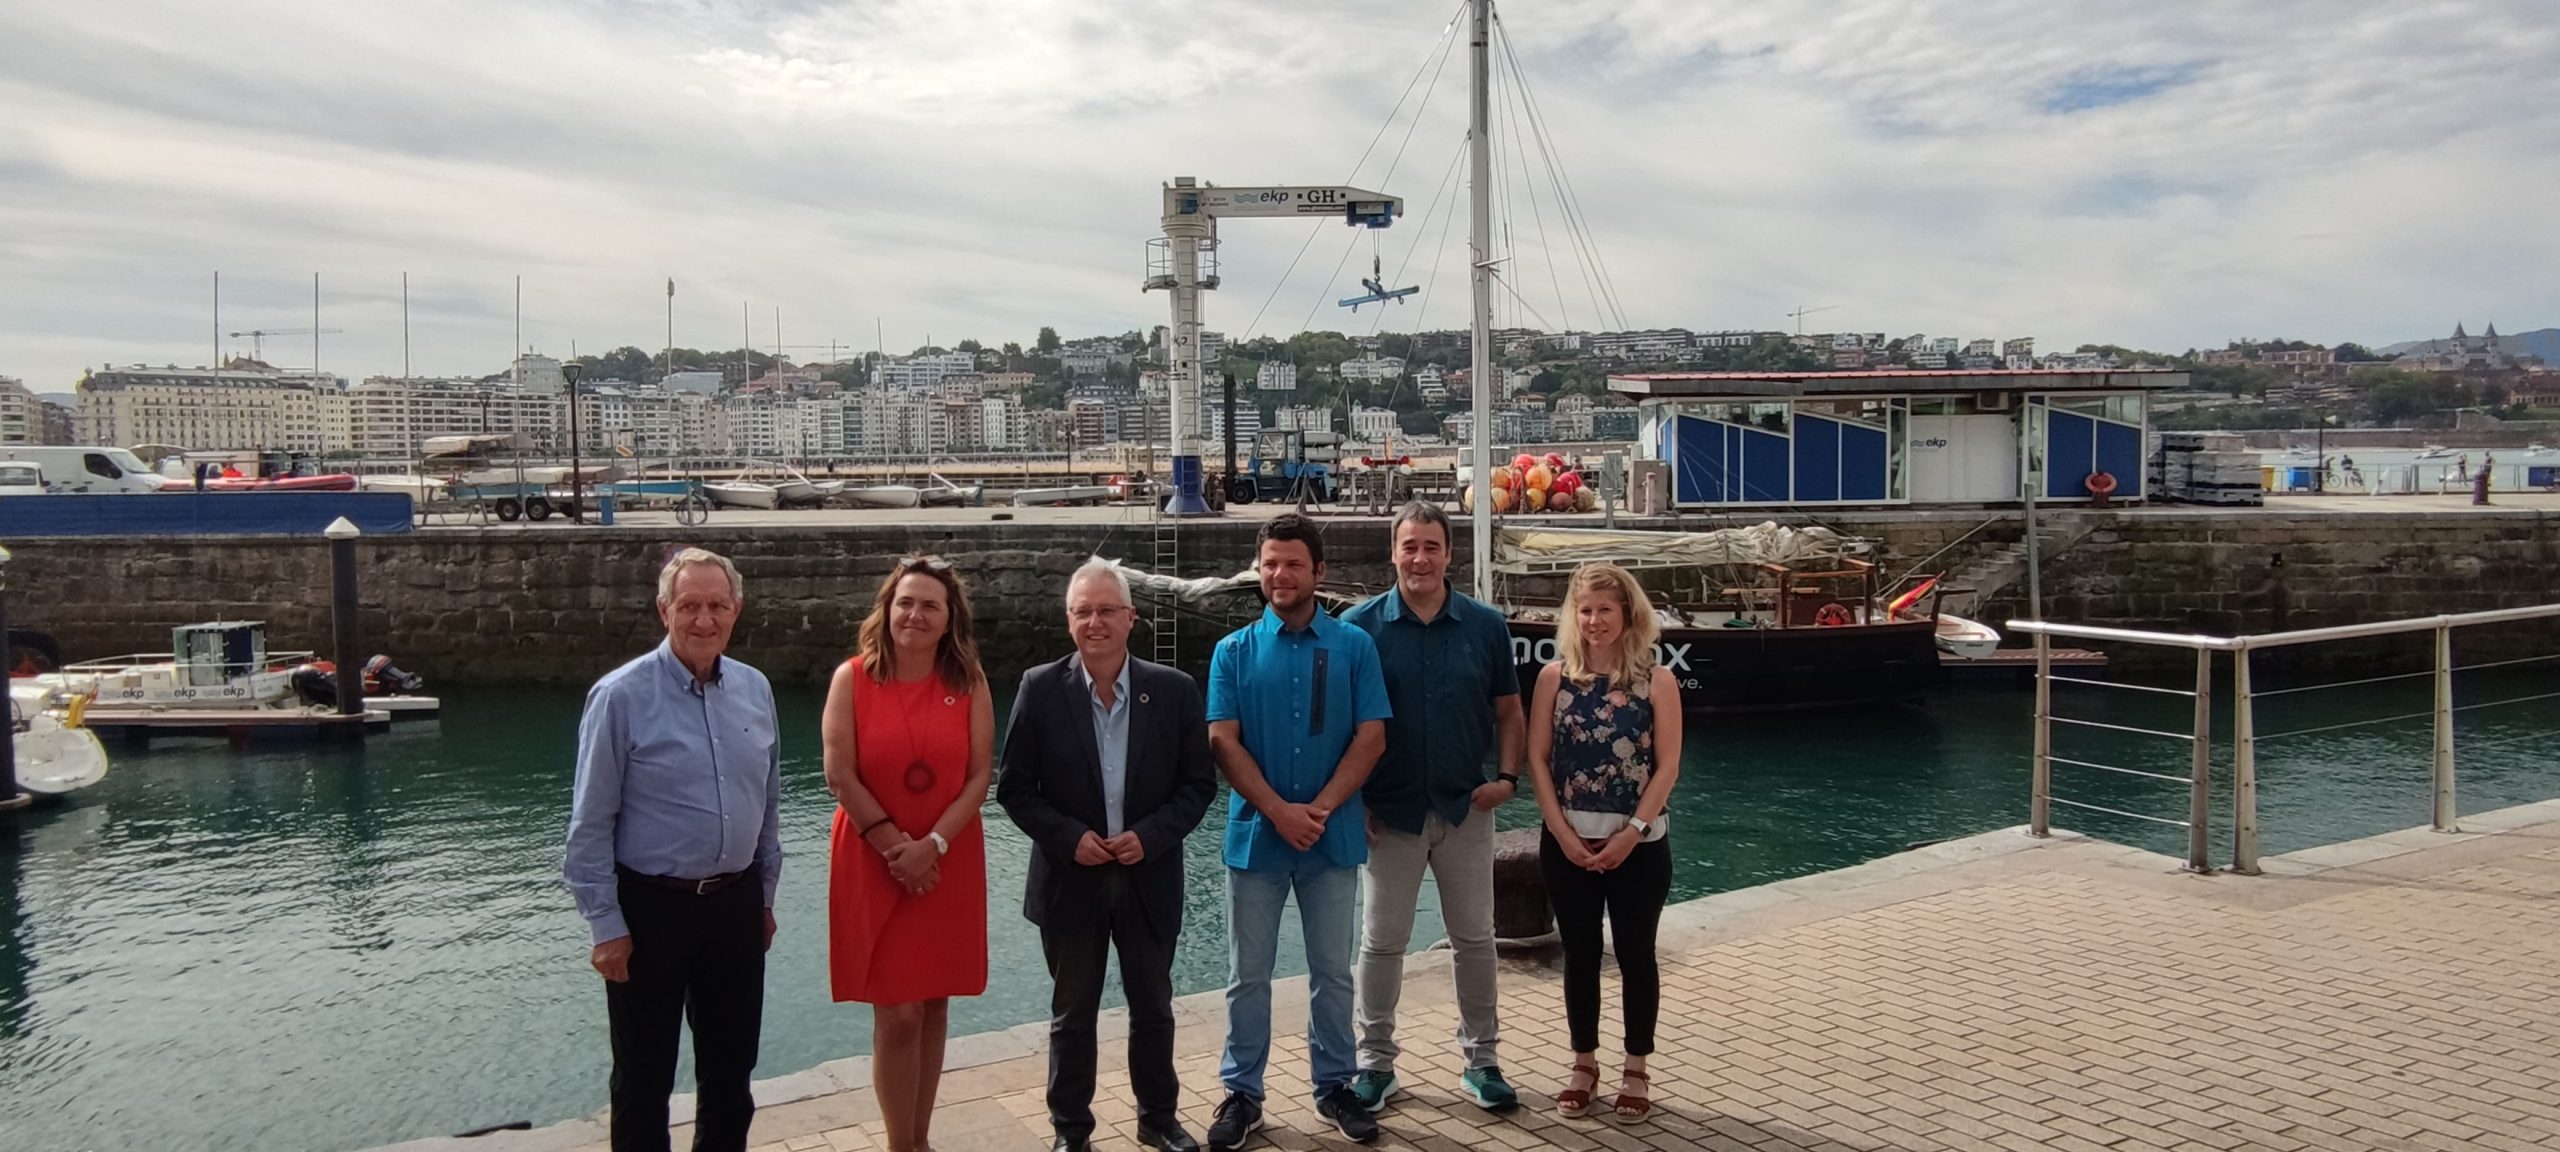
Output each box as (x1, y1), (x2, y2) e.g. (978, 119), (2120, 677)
(0, 446), (170, 494)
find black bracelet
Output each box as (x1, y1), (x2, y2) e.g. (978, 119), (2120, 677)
(859, 816), (894, 837)
(1496, 772), (1520, 786)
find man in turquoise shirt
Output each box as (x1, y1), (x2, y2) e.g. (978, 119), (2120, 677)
(1205, 514), (1391, 1150)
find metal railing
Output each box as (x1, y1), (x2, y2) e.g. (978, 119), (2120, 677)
(2012, 604), (2560, 875)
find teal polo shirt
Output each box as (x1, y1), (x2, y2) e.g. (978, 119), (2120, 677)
(1207, 604), (1393, 871)
(1341, 583), (1519, 835)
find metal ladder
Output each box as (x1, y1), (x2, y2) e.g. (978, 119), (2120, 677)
(1150, 506), (1180, 664)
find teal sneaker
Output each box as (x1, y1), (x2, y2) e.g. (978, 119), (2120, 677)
(1459, 1066), (1520, 1112)
(1348, 1068), (1400, 1111)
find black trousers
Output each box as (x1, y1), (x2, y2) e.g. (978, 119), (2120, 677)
(1042, 868), (1181, 1137)
(1538, 832), (1672, 1057)
(606, 873), (766, 1152)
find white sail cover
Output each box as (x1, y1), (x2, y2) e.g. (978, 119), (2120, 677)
(1100, 556), (1262, 604)
(1491, 522), (1867, 575)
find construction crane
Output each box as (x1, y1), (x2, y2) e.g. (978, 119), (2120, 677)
(229, 327), (341, 362)
(1787, 305), (1836, 335)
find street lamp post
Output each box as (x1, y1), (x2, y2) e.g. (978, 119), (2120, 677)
(2315, 413), (2338, 494)
(563, 360), (586, 523)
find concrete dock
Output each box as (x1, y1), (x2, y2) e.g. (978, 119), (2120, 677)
(377, 798), (2560, 1152)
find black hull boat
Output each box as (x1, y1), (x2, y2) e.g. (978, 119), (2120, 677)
(1506, 615), (1940, 712)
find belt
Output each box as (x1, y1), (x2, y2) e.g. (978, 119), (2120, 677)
(618, 865), (749, 896)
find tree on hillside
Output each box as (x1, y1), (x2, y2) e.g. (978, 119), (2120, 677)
(2361, 369), (2468, 425)
(955, 339), (984, 353)
(574, 345), (657, 383)
(2334, 343), (2385, 362)
(1036, 326), (1060, 354)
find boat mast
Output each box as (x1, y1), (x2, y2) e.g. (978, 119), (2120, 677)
(1467, 0), (1494, 597)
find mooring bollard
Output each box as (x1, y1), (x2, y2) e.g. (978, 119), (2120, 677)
(1490, 827), (1552, 942)
(325, 517), (366, 719)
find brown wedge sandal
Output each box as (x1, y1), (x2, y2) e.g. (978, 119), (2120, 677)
(1557, 1058), (1601, 1118)
(1612, 1069), (1652, 1125)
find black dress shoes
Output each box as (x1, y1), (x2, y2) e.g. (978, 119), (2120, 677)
(1051, 1134), (1092, 1152)
(1137, 1117), (1202, 1152)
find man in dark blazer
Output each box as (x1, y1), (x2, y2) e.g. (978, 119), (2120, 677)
(998, 558), (1218, 1152)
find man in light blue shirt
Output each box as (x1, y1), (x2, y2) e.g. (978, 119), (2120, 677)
(1205, 515), (1392, 1150)
(565, 548), (781, 1152)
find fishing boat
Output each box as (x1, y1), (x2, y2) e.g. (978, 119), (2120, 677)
(10, 683), (109, 797)
(843, 484), (923, 509)
(1011, 484), (1113, 507)
(1489, 524), (1947, 712)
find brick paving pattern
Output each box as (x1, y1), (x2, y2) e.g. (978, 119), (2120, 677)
(392, 805), (2560, 1152)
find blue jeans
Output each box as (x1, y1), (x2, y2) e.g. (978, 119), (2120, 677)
(1220, 859), (1358, 1102)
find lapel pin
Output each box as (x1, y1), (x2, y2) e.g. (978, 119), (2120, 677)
(1139, 692), (1151, 704)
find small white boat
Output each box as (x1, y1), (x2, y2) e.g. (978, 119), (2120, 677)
(357, 474), (449, 501)
(1012, 484), (1113, 507)
(807, 480), (848, 501)
(2413, 445), (2456, 461)
(1934, 613), (2002, 660)
(920, 473), (985, 507)
(844, 484), (924, 509)
(704, 481), (780, 510)
(11, 684), (109, 796)
(774, 479), (822, 505)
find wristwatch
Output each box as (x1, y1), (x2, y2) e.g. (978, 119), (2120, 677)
(1627, 816), (1652, 836)
(927, 831), (951, 856)
(1495, 772), (1520, 787)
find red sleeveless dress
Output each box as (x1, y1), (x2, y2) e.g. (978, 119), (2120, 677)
(827, 657), (988, 1004)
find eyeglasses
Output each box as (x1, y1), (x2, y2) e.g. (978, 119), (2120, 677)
(1068, 605), (1133, 623)
(896, 555), (953, 574)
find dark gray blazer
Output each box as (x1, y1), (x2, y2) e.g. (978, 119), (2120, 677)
(995, 653), (1216, 935)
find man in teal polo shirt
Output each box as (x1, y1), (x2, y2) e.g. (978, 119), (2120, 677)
(1339, 501), (1525, 1114)
(1206, 513), (1391, 1150)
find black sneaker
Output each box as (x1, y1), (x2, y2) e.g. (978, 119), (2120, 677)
(1316, 1085), (1381, 1144)
(1206, 1091), (1263, 1152)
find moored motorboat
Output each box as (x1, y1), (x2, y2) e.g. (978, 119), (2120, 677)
(26, 622), (439, 723)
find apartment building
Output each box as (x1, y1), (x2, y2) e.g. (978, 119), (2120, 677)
(76, 364), (339, 452)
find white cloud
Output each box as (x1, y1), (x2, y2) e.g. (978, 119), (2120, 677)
(0, 0), (2553, 392)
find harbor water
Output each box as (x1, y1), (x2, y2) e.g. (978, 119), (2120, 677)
(4, 669), (2556, 1152)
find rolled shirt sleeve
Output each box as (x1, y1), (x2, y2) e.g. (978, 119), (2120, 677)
(564, 679), (630, 945)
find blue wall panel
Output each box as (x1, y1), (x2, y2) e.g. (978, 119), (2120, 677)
(1793, 416), (1840, 502)
(1674, 415), (1724, 503)
(2095, 421), (2144, 496)
(0, 493), (415, 538)
(2046, 411), (2096, 498)
(1740, 428), (1790, 502)
(1840, 422), (1889, 500)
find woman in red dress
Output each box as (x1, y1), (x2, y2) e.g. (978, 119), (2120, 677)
(825, 554), (993, 1152)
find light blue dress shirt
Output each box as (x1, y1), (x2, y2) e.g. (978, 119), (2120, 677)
(1077, 654), (1133, 837)
(1206, 605), (1393, 872)
(564, 640), (783, 944)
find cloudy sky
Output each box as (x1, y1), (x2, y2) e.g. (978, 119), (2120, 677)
(2, 0), (2554, 389)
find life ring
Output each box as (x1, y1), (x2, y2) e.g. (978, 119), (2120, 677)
(1815, 602), (1854, 627)
(2085, 471), (2118, 497)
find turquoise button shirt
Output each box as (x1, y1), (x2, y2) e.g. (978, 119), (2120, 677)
(1207, 605), (1393, 871)
(1340, 583), (1518, 835)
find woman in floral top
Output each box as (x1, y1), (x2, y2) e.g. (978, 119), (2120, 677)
(1526, 562), (1683, 1125)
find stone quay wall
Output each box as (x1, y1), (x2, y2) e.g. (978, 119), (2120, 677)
(12, 508), (2553, 685)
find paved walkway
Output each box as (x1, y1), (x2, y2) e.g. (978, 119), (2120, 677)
(384, 800), (2560, 1152)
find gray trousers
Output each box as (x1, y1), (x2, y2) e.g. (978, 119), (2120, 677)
(1354, 806), (1500, 1073)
